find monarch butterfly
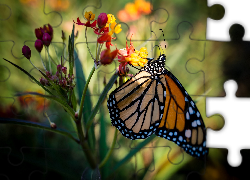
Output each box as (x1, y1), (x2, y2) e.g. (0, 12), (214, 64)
(107, 54), (208, 158)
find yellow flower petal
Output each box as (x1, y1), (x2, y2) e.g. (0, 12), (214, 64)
(107, 14), (116, 24)
(84, 11), (95, 21)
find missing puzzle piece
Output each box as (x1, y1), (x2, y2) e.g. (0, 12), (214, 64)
(207, 79), (250, 167)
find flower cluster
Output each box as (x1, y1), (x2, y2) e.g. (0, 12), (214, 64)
(74, 11), (149, 76)
(74, 11), (122, 66)
(35, 24), (53, 52)
(117, 0), (152, 22)
(40, 65), (75, 91)
(118, 37), (148, 75)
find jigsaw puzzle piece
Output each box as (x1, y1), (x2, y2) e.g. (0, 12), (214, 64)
(187, 23), (250, 97)
(0, 123), (47, 179)
(206, 79), (250, 167)
(163, 21), (206, 96)
(141, 138), (206, 179)
(207, 0), (250, 40)
(0, 0), (62, 61)
(150, 0), (224, 40)
(187, 149), (250, 179)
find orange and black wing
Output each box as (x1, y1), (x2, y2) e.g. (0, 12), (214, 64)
(155, 69), (208, 158)
(107, 70), (165, 140)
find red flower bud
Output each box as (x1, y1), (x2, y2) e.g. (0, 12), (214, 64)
(97, 13), (108, 28)
(42, 33), (52, 46)
(35, 27), (43, 40)
(35, 39), (43, 52)
(22, 45), (31, 59)
(43, 24), (53, 39)
(100, 49), (118, 65)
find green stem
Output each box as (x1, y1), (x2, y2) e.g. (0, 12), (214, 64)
(99, 128), (118, 168)
(46, 46), (52, 73)
(39, 53), (47, 70)
(0, 117), (80, 144)
(85, 27), (95, 61)
(76, 120), (97, 169)
(78, 65), (95, 124)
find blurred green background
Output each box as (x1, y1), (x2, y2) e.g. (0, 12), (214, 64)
(0, 0), (250, 179)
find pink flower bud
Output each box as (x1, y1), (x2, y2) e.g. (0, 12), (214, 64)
(22, 45), (31, 59)
(75, 112), (78, 119)
(46, 71), (52, 78)
(42, 33), (52, 46)
(56, 71), (60, 77)
(57, 65), (62, 72)
(40, 77), (48, 86)
(97, 13), (108, 28)
(51, 75), (58, 82)
(61, 67), (67, 74)
(58, 80), (63, 86)
(50, 122), (57, 129)
(35, 39), (43, 53)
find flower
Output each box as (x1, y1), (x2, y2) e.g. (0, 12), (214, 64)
(40, 77), (49, 86)
(100, 49), (118, 65)
(57, 64), (62, 72)
(106, 14), (116, 25)
(42, 33), (52, 46)
(74, 17), (97, 28)
(97, 13), (108, 28)
(74, 11), (97, 28)
(85, 11), (95, 21)
(43, 24), (53, 39)
(110, 22), (122, 35)
(35, 39), (43, 52)
(97, 14), (122, 49)
(117, 38), (148, 75)
(49, 0), (70, 11)
(35, 27), (43, 40)
(22, 45), (31, 59)
(61, 66), (67, 74)
(18, 90), (50, 112)
(97, 33), (113, 49)
(117, 0), (152, 22)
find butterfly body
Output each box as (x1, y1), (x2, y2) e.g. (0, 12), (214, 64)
(107, 54), (208, 158)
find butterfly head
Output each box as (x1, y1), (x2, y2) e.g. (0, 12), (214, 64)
(144, 54), (166, 76)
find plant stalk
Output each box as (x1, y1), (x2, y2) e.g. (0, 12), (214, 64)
(99, 128), (118, 168)
(76, 120), (97, 169)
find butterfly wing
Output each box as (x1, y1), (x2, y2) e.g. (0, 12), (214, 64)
(155, 69), (208, 158)
(107, 70), (166, 140)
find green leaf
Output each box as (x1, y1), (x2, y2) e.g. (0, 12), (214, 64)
(86, 73), (118, 130)
(74, 49), (95, 149)
(109, 135), (156, 178)
(69, 24), (75, 76)
(0, 117), (79, 143)
(71, 89), (77, 111)
(99, 107), (109, 179)
(15, 92), (75, 120)
(112, 134), (156, 174)
(3, 58), (53, 95)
